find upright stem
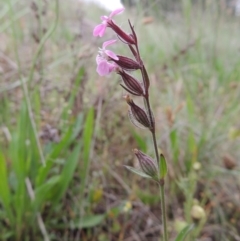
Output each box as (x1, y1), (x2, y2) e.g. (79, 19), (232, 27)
(144, 91), (168, 241)
(159, 182), (168, 241)
(137, 44), (168, 240)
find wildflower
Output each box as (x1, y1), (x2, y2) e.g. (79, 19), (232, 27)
(134, 149), (158, 179)
(93, 8), (136, 44)
(96, 39), (119, 76)
(93, 8), (125, 37)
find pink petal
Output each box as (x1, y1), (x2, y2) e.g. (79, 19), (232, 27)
(96, 55), (102, 64)
(108, 63), (117, 73)
(93, 24), (106, 37)
(102, 39), (117, 49)
(101, 15), (108, 21)
(109, 7), (125, 18)
(105, 50), (119, 60)
(97, 60), (110, 76)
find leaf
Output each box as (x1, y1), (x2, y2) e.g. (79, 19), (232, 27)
(0, 152), (13, 221)
(124, 165), (152, 179)
(170, 129), (179, 164)
(0, 152), (10, 207)
(36, 88), (85, 186)
(159, 154), (168, 178)
(79, 108), (94, 195)
(174, 223), (195, 241)
(34, 175), (61, 208)
(82, 108), (94, 162)
(36, 126), (73, 186)
(71, 214), (106, 229)
(53, 141), (81, 204)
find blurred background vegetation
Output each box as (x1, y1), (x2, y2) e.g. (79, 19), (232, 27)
(0, 0), (239, 240)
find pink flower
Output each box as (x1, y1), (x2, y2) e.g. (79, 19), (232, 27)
(96, 39), (119, 76)
(93, 8), (125, 37)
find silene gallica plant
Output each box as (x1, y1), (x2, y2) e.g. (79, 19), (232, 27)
(93, 8), (194, 241)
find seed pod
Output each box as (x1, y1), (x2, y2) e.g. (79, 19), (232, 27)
(125, 95), (151, 129)
(118, 70), (144, 96)
(133, 149), (158, 179)
(111, 55), (141, 71)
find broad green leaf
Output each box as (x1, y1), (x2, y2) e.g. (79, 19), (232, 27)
(124, 166), (152, 179)
(71, 214), (105, 229)
(159, 154), (168, 178)
(174, 223), (195, 241)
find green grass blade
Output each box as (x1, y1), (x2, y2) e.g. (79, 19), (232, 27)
(79, 108), (94, 195)
(34, 175), (61, 209)
(53, 141), (82, 204)
(0, 151), (13, 221)
(36, 127), (73, 186)
(174, 223), (195, 241)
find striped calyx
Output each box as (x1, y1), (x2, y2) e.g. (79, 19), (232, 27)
(118, 70), (144, 96)
(125, 95), (151, 129)
(133, 149), (158, 179)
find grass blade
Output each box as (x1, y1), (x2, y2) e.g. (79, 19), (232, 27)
(0, 151), (13, 221)
(174, 223), (195, 241)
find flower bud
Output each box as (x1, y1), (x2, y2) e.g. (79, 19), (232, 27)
(125, 95), (151, 129)
(134, 149), (158, 178)
(111, 55), (141, 71)
(191, 205), (206, 222)
(193, 162), (201, 171)
(118, 70), (144, 96)
(107, 20), (136, 45)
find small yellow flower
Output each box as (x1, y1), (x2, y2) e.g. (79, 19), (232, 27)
(123, 201), (132, 213)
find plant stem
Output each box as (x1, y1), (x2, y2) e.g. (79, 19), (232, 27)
(144, 91), (168, 241)
(136, 40), (168, 240)
(159, 181), (168, 241)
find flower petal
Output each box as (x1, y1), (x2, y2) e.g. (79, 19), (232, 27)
(96, 55), (102, 64)
(109, 7), (125, 18)
(102, 39), (117, 49)
(93, 24), (106, 37)
(97, 60), (110, 76)
(108, 62), (117, 73)
(105, 50), (119, 60)
(101, 15), (108, 21)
